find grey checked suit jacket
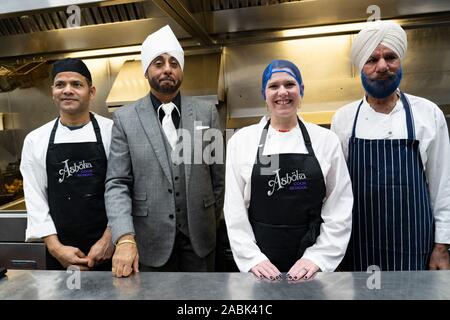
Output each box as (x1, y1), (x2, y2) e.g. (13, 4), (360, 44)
(105, 94), (225, 267)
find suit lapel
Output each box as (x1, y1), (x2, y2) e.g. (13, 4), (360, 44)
(135, 95), (172, 185)
(181, 96), (194, 186)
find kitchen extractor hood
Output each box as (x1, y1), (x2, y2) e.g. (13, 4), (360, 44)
(106, 51), (223, 110)
(105, 60), (148, 108)
(0, 61), (49, 92)
(2, 0), (450, 59)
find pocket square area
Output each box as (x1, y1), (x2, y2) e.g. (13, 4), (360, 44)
(195, 126), (210, 130)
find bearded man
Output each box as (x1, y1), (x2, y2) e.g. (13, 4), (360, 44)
(331, 20), (450, 271)
(105, 25), (224, 277)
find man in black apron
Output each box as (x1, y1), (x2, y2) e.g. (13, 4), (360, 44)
(23, 58), (113, 270)
(332, 21), (450, 271)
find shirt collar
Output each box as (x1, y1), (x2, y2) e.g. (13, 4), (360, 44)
(363, 89), (402, 115)
(150, 92), (181, 116)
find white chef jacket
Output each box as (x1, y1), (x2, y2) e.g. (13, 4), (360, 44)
(224, 116), (353, 273)
(331, 93), (450, 245)
(20, 114), (113, 242)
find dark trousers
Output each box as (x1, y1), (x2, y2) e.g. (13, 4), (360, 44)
(140, 231), (215, 272)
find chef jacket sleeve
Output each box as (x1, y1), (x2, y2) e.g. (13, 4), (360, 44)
(301, 130), (353, 272)
(425, 108), (450, 244)
(21, 135), (57, 241)
(224, 134), (268, 272)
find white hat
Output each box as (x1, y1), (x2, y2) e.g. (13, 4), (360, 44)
(351, 20), (407, 72)
(141, 25), (184, 75)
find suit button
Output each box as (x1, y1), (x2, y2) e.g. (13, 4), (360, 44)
(168, 189), (172, 193)
(177, 224), (181, 228)
(174, 177), (179, 181)
(169, 214), (174, 219)
(176, 192), (180, 196)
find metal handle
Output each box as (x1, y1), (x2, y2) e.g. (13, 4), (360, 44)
(10, 259), (37, 269)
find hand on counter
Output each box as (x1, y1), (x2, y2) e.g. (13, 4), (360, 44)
(43, 234), (92, 270)
(429, 243), (450, 270)
(287, 258), (320, 281)
(87, 227), (114, 268)
(111, 234), (139, 277)
(250, 259), (282, 281)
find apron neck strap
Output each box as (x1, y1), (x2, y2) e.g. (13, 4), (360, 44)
(49, 117), (60, 145)
(259, 117), (315, 156)
(350, 100), (364, 139)
(297, 118), (314, 155)
(351, 92), (415, 140)
(400, 92), (415, 140)
(90, 113), (104, 144)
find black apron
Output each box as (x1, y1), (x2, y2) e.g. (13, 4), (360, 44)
(45, 113), (109, 270)
(248, 119), (326, 272)
(343, 92), (434, 271)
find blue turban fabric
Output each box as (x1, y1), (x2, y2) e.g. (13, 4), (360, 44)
(261, 59), (304, 99)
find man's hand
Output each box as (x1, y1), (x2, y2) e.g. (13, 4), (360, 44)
(429, 243), (450, 270)
(287, 258), (320, 281)
(250, 259), (282, 281)
(44, 235), (91, 270)
(87, 228), (115, 268)
(111, 234), (139, 277)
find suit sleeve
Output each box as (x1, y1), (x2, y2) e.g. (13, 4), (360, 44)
(209, 105), (225, 224)
(105, 111), (135, 244)
(223, 134), (268, 272)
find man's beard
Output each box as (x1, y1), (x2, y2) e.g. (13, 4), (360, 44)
(149, 76), (182, 94)
(361, 68), (403, 99)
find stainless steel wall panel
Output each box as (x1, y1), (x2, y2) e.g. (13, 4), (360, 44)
(225, 25), (450, 122)
(209, 0), (450, 34)
(225, 34), (357, 117)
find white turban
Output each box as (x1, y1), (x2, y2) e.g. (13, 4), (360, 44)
(351, 20), (407, 72)
(141, 25), (184, 75)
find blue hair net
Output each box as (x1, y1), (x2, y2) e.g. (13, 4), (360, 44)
(261, 59), (304, 99)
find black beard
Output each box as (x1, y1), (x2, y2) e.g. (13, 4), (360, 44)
(149, 76), (181, 94)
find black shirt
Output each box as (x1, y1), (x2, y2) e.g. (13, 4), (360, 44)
(150, 92), (181, 129)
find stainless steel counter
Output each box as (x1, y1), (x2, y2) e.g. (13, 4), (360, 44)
(1, 270), (450, 300)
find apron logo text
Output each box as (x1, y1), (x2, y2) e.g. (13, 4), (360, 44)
(267, 169), (307, 196)
(58, 159), (93, 183)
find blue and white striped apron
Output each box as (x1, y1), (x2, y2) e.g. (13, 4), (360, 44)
(345, 92), (434, 271)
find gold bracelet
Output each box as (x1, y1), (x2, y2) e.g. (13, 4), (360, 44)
(115, 239), (137, 247)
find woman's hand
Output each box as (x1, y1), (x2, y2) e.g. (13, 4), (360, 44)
(250, 259), (282, 281)
(287, 258), (320, 281)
